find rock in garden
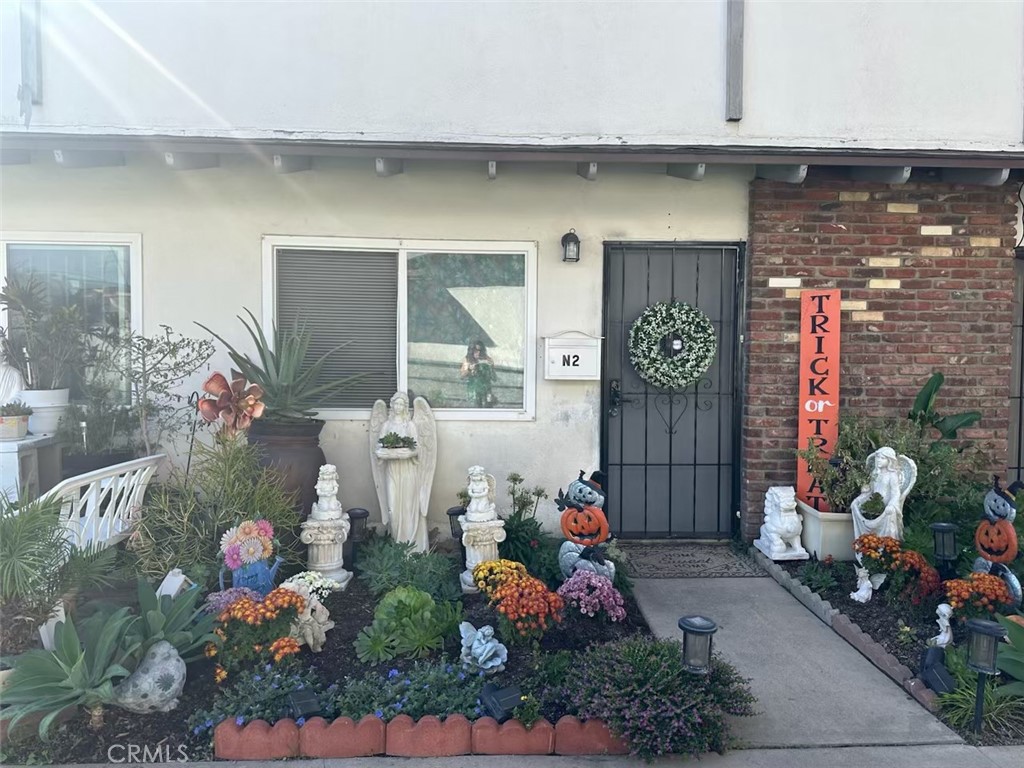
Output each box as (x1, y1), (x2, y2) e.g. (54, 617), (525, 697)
(112, 641), (186, 714)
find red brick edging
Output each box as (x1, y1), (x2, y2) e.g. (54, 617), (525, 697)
(214, 714), (628, 758)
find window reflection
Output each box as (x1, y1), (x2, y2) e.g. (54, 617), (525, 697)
(406, 252), (526, 409)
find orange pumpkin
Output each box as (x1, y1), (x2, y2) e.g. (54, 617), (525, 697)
(975, 518), (1018, 564)
(561, 505), (610, 546)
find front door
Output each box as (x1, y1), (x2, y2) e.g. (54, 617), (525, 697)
(601, 243), (743, 538)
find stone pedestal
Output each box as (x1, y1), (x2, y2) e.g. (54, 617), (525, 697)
(459, 518), (506, 594)
(300, 464), (352, 589)
(300, 518), (352, 589)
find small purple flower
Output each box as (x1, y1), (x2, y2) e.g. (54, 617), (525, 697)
(296, 717), (306, 726)
(388, 669), (399, 679)
(235, 716), (245, 726)
(253, 674), (261, 682)
(374, 709), (384, 718)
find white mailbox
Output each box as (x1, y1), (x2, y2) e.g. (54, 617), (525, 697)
(544, 334), (602, 380)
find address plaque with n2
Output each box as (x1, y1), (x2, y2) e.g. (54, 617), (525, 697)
(544, 336), (602, 380)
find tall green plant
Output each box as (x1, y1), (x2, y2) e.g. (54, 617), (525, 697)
(97, 325), (214, 455)
(0, 276), (87, 390)
(908, 372), (982, 443)
(498, 472), (549, 569)
(127, 437), (301, 585)
(197, 309), (357, 420)
(996, 614), (1024, 698)
(0, 609), (140, 738)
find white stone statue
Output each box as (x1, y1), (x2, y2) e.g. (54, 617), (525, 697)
(0, 346), (24, 405)
(754, 486), (809, 561)
(369, 392), (437, 552)
(850, 565), (887, 603)
(458, 466), (506, 593)
(851, 447), (917, 542)
(928, 603), (954, 648)
(300, 464), (352, 589)
(280, 581), (335, 653)
(465, 466), (497, 522)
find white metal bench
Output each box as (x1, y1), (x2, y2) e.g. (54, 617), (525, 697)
(42, 454), (165, 549)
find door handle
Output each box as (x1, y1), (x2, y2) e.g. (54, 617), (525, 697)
(609, 379), (635, 417)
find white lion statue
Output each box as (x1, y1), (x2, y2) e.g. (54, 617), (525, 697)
(754, 486), (809, 561)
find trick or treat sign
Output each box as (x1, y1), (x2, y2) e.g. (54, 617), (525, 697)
(796, 290), (841, 511)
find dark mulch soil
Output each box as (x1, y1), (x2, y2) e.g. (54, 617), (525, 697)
(777, 559), (1023, 747)
(2, 577), (650, 764)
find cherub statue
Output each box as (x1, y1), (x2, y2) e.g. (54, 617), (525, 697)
(281, 581), (335, 653)
(928, 603), (954, 648)
(369, 392), (437, 552)
(310, 464), (344, 521)
(851, 447), (917, 542)
(465, 465), (497, 522)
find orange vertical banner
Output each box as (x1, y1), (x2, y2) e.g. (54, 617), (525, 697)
(796, 290), (841, 511)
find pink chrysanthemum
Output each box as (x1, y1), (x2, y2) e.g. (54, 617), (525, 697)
(255, 519), (274, 539)
(224, 543), (243, 570)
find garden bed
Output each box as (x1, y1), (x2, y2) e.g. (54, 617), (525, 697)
(0, 578), (651, 763)
(774, 557), (1024, 746)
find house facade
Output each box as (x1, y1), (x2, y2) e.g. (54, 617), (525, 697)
(1, 0), (1022, 540)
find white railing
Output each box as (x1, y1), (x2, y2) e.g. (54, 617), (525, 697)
(42, 455), (165, 549)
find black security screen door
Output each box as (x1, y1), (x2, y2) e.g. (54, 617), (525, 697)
(602, 243), (743, 538)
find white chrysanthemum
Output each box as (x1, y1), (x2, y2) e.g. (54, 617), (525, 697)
(238, 536), (264, 565)
(219, 527), (239, 552)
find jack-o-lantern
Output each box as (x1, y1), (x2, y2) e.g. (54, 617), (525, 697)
(560, 505), (610, 546)
(975, 518), (1018, 564)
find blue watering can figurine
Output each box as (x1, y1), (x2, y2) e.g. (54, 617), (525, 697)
(219, 556), (283, 597)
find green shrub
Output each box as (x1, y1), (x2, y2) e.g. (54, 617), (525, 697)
(127, 438), (301, 585)
(996, 614), (1024, 698)
(128, 578), (219, 663)
(498, 472), (548, 566)
(354, 586), (461, 663)
(331, 658), (485, 721)
(189, 662), (332, 737)
(356, 534), (461, 602)
(797, 559), (838, 592)
(565, 636), (755, 760)
(938, 647), (1024, 737)
(0, 609), (140, 739)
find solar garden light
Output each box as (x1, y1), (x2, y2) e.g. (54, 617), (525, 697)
(288, 688), (321, 721)
(930, 522), (958, 580)
(446, 505), (467, 562)
(480, 682), (524, 723)
(677, 615), (718, 675)
(342, 507), (369, 572)
(966, 618), (1007, 733)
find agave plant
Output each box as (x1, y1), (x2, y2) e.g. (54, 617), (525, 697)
(197, 309), (358, 420)
(127, 577), (220, 663)
(0, 609), (140, 737)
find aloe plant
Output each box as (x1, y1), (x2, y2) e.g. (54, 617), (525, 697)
(0, 609), (140, 738)
(197, 309), (358, 420)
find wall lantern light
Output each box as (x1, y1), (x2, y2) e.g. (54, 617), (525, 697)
(930, 522), (958, 580)
(966, 618), (1007, 732)
(677, 615), (718, 674)
(561, 229), (581, 262)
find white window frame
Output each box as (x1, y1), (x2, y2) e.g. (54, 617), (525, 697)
(262, 235), (538, 421)
(0, 231), (144, 334)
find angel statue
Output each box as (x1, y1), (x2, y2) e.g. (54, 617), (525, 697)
(465, 466), (497, 522)
(369, 392), (437, 552)
(850, 447), (917, 543)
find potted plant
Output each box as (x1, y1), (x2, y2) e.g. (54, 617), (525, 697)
(197, 310), (357, 517)
(57, 374), (136, 477)
(0, 277), (88, 434)
(0, 401), (32, 441)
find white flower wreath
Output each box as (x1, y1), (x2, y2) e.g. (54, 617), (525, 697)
(627, 301), (717, 389)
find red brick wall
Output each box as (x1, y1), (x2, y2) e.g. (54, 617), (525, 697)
(742, 172), (1020, 540)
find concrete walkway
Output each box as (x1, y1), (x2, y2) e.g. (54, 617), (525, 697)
(632, 576), (961, 749)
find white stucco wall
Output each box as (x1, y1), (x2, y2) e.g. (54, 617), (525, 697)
(1, 0), (1021, 152)
(0, 156), (750, 533)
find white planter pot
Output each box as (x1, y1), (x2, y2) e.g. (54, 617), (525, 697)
(0, 415), (29, 440)
(20, 389), (70, 434)
(798, 499), (855, 561)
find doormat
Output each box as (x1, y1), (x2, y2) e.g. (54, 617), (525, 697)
(616, 542), (767, 578)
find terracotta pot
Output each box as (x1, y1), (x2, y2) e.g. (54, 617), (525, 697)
(247, 419), (326, 519)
